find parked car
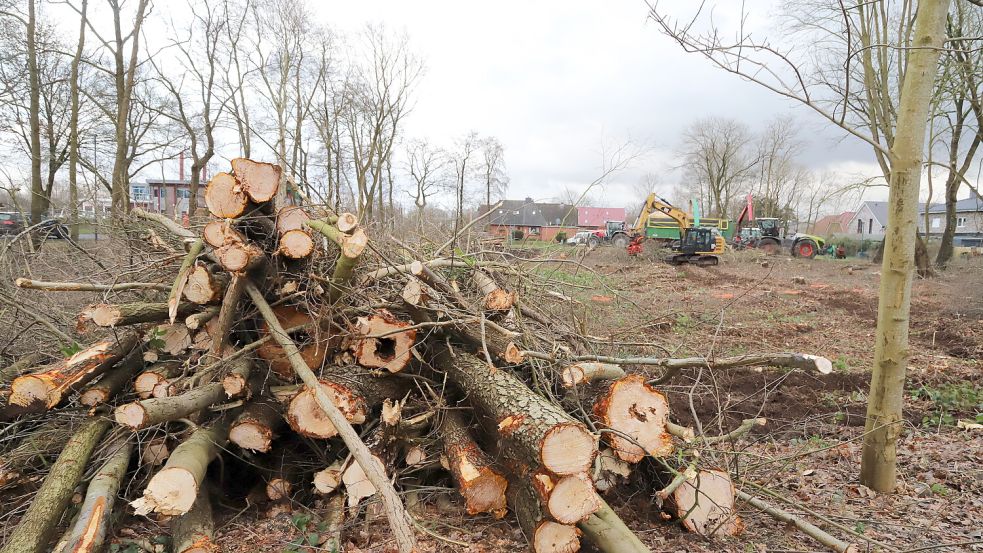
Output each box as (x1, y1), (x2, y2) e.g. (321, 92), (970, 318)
(565, 230), (595, 245)
(34, 218), (70, 239)
(0, 212), (26, 236)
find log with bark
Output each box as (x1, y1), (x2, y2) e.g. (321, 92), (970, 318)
(0, 418), (110, 553)
(131, 417), (231, 516)
(439, 408), (508, 518)
(5, 333), (139, 415)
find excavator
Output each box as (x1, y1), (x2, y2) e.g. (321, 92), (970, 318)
(626, 194), (726, 266)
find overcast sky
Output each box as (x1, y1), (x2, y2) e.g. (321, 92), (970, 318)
(314, 0), (888, 208)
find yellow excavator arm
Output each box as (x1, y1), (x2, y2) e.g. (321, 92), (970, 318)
(632, 193), (691, 233)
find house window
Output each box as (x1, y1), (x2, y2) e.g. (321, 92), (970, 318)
(868, 219), (873, 234)
(857, 219), (864, 234)
(957, 216), (967, 228)
(176, 189), (191, 199)
(932, 217), (941, 229)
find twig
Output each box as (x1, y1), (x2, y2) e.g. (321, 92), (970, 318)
(735, 489), (857, 553)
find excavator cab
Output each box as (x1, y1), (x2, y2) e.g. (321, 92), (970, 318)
(668, 228), (721, 266)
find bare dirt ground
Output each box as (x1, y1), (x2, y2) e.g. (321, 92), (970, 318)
(221, 248), (980, 553)
(3, 240), (980, 552)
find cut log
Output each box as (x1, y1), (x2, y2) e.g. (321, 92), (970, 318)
(438, 350), (597, 476)
(560, 363), (625, 389)
(79, 348), (145, 407)
(591, 375), (672, 464)
(141, 438), (171, 466)
(335, 212), (358, 233)
(256, 305), (334, 381)
(231, 157), (281, 203)
(284, 373), (409, 439)
(185, 307), (220, 331)
(215, 241), (265, 273)
(276, 205), (310, 233)
(473, 270), (515, 311)
(313, 460), (344, 494)
(131, 417), (230, 516)
(593, 449), (632, 493)
(278, 229), (314, 259)
(6, 334), (139, 413)
(82, 302), (197, 328)
(204, 172), (247, 219)
(400, 279), (430, 307)
(671, 468), (743, 537)
(509, 475), (581, 553)
(406, 303), (523, 365)
(439, 409), (508, 518)
(134, 361), (182, 399)
(115, 358), (250, 430)
(56, 438), (133, 553)
(171, 486), (220, 553)
(184, 266), (228, 305)
(305, 220), (368, 301)
(266, 477), (292, 502)
(341, 453), (387, 508)
(229, 397), (283, 453)
(537, 472), (600, 524)
(152, 323), (193, 356)
(351, 310), (417, 373)
(404, 445), (427, 467)
(0, 418), (110, 553)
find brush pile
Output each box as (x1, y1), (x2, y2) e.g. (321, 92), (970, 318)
(0, 158), (836, 553)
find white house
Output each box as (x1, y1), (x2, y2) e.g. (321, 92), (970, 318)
(846, 201), (889, 239)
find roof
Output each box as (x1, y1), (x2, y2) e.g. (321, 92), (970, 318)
(143, 178), (193, 186)
(577, 207), (626, 228)
(481, 198), (577, 227)
(921, 193), (983, 214)
(812, 211), (855, 235)
(856, 201), (890, 225)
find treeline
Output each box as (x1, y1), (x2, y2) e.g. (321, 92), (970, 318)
(0, 0), (510, 237)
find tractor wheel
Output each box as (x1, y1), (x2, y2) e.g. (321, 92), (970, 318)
(612, 234), (629, 249)
(758, 239), (780, 255)
(587, 235), (600, 247)
(794, 239), (818, 259)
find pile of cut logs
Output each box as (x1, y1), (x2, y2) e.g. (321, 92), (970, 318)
(0, 158), (837, 553)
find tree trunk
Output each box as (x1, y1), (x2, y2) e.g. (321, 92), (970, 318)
(577, 497), (651, 553)
(67, 0), (88, 241)
(861, 0), (951, 493)
(27, 0), (43, 227)
(56, 438), (132, 553)
(935, 173), (959, 266)
(508, 474), (581, 553)
(0, 418), (110, 553)
(437, 350), (597, 477)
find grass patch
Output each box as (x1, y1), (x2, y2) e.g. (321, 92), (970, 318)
(910, 381), (982, 427)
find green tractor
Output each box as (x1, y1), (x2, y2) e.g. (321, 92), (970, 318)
(752, 218), (825, 258)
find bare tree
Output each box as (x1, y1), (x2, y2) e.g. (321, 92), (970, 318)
(404, 138), (447, 225)
(477, 136), (508, 208)
(678, 116), (758, 217)
(342, 26), (422, 220)
(152, 0), (233, 218)
(451, 131), (478, 229)
(932, 1), (982, 266)
(648, 0), (953, 491)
